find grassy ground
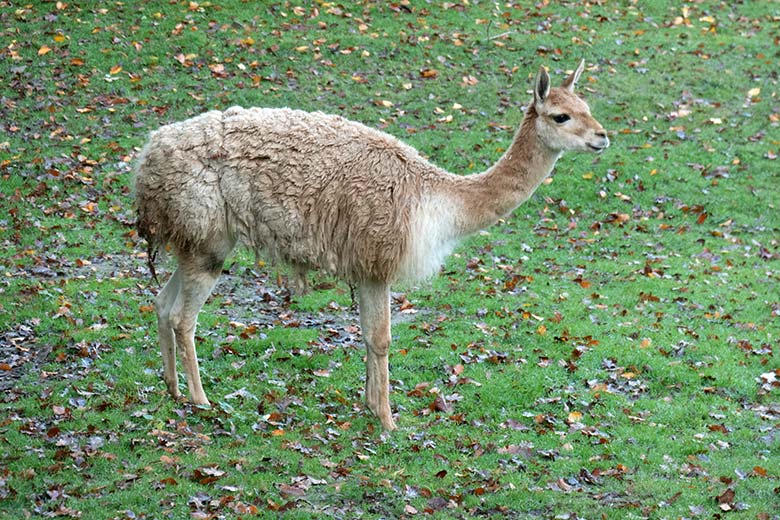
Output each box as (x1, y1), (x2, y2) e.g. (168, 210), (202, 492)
(1, 1), (779, 518)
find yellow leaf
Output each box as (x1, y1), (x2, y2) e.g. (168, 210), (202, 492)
(567, 411), (583, 424)
(38, 45), (52, 56)
(53, 33), (66, 43)
(110, 64), (122, 74)
(747, 87), (760, 99)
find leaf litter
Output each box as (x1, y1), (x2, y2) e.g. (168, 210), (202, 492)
(3, 1), (780, 519)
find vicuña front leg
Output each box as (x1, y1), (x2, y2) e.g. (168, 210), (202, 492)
(358, 282), (396, 431)
(169, 254), (222, 406)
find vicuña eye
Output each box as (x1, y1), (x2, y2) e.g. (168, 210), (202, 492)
(552, 114), (571, 124)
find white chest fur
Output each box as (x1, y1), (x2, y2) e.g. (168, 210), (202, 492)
(398, 193), (460, 283)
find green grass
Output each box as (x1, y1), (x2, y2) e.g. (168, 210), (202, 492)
(1, 1), (779, 518)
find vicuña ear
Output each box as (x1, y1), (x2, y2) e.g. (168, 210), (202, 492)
(534, 65), (550, 105)
(561, 59), (585, 92)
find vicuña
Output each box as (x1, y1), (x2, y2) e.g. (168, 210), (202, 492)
(135, 60), (609, 430)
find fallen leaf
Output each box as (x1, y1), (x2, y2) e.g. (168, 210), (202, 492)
(432, 395), (452, 413)
(279, 483), (306, 497)
(716, 488), (735, 506)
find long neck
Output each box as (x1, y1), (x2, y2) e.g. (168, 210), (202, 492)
(450, 105), (561, 237)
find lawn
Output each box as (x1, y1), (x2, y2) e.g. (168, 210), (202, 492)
(1, 1), (778, 518)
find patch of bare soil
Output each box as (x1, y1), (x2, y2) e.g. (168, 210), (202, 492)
(1, 251), (422, 395)
(0, 323), (51, 392)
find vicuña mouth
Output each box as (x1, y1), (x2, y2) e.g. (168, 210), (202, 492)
(588, 144), (606, 152)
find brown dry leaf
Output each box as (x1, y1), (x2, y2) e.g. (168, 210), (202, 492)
(461, 75), (478, 86)
(432, 395), (452, 413)
(279, 484), (306, 497)
(716, 487), (736, 506)
(160, 455), (177, 466)
(752, 466), (768, 477)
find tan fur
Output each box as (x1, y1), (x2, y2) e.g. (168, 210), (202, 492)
(136, 107), (424, 283)
(135, 61), (609, 430)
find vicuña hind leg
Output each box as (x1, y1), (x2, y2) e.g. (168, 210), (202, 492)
(157, 268), (182, 400)
(358, 282), (396, 431)
(293, 264), (309, 295)
(169, 252), (224, 406)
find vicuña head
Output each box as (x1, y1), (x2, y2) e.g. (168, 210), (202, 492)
(532, 59), (610, 154)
